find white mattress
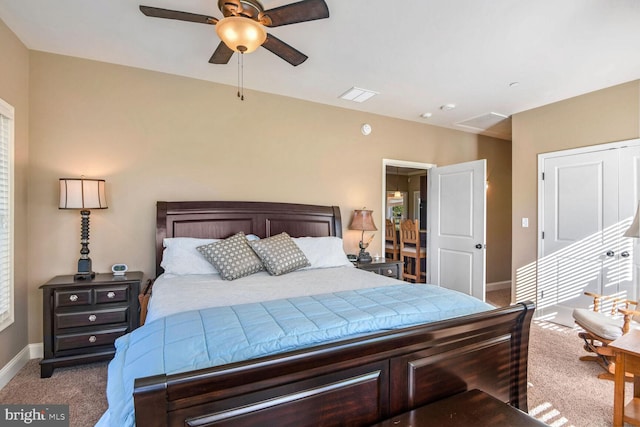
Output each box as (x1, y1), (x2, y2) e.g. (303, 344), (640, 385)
(145, 266), (403, 324)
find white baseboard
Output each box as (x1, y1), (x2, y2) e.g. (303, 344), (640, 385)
(487, 280), (511, 292)
(0, 345), (30, 390)
(0, 343), (43, 390)
(30, 342), (43, 359)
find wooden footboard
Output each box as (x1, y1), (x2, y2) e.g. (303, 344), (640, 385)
(133, 302), (534, 427)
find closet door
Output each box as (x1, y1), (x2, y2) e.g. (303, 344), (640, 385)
(539, 144), (640, 326)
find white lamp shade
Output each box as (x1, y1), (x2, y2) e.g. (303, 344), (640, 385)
(59, 178), (107, 209)
(216, 16), (267, 53)
(624, 202), (640, 238)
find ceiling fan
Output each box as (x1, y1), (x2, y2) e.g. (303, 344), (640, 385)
(139, 0), (330, 66)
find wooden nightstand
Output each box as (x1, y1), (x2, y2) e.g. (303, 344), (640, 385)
(39, 271), (143, 378)
(355, 259), (403, 280)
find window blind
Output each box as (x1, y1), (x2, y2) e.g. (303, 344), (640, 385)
(0, 98), (14, 331)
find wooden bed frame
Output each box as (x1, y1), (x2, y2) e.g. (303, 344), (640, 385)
(133, 201), (534, 426)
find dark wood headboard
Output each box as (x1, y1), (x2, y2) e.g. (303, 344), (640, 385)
(156, 201), (342, 277)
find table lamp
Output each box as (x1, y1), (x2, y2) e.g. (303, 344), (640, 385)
(59, 177), (108, 280)
(349, 209), (377, 263)
(624, 202), (640, 238)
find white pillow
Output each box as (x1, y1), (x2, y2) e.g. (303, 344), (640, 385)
(161, 235), (260, 275)
(161, 237), (219, 275)
(292, 236), (354, 270)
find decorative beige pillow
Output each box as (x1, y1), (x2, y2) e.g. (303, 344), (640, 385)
(197, 232), (263, 281)
(249, 232), (310, 276)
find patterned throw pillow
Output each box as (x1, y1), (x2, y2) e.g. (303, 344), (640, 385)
(249, 232), (310, 276)
(197, 232), (263, 281)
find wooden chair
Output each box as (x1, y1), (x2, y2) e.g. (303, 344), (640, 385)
(385, 219), (400, 261)
(572, 291), (640, 380)
(399, 219), (426, 283)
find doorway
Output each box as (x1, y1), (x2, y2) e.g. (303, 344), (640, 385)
(382, 160), (432, 282)
(382, 158), (488, 300)
(385, 165), (428, 230)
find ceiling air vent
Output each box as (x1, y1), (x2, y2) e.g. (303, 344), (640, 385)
(455, 112), (511, 139)
(339, 87), (379, 103)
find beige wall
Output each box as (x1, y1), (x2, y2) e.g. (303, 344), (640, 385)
(24, 51), (513, 343)
(0, 19), (29, 368)
(511, 81), (640, 303)
(479, 135), (512, 284)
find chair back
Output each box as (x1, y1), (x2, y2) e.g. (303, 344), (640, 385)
(399, 219), (420, 249)
(399, 219), (425, 282)
(385, 219), (399, 260)
(385, 219), (396, 243)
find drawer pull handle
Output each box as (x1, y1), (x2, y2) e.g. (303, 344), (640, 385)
(387, 269), (393, 275)
(88, 335), (97, 343)
(69, 294), (78, 302)
(88, 314), (97, 322)
(107, 291), (116, 299)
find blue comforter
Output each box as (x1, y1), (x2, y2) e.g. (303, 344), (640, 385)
(96, 284), (492, 426)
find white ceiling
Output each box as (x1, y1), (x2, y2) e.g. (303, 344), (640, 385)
(2, 0), (640, 141)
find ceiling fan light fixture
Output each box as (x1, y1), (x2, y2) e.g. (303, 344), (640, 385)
(216, 16), (266, 53)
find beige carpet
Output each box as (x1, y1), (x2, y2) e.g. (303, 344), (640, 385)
(0, 295), (630, 426)
(527, 319), (632, 427)
(0, 359), (108, 426)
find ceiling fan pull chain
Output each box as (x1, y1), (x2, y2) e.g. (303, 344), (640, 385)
(236, 52), (245, 101)
(237, 53), (241, 100)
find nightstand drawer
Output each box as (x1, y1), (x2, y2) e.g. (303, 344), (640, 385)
(377, 264), (399, 278)
(55, 327), (128, 352)
(55, 306), (128, 329)
(55, 289), (92, 307)
(96, 286), (128, 304)
(355, 260), (403, 280)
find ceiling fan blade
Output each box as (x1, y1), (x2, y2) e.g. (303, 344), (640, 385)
(261, 0), (329, 27)
(209, 42), (234, 64)
(262, 34), (308, 66)
(139, 5), (218, 25)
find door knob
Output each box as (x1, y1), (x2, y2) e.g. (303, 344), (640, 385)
(475, 244), (483, 249)
(621, 251), (631, 258)
(606, 250), (615, 257)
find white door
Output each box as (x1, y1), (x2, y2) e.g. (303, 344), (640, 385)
(428, 159), (486, 300)
(538, 149), (619, 325)
(539, 144), (640, 326)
